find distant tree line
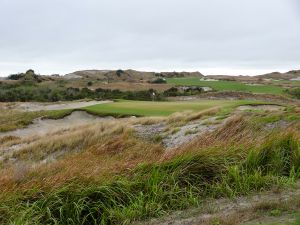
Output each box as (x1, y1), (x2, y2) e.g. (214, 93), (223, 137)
(0, 82), (204, 102)
(0, 84), (161, 102)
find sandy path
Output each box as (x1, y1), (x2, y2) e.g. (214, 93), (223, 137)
(236, 104), (285, 111)
(15, 100), (112, 111)
(0, 111), (113, 138)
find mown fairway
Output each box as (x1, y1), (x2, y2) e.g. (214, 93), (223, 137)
(166, 78), (284, 94)
(84, 99), (260, 117)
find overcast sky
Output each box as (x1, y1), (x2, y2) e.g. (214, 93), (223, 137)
(0, 0), (299, 76)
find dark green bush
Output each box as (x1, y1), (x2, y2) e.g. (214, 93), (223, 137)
(150, 78), (167, 84)
(286, 88), (300, 99)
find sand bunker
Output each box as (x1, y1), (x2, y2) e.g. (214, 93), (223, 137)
(134, 117), (221, 150)
(15, 100), (112, 111)
(237, 104), (285, 111)
(0, 111), (113, 138)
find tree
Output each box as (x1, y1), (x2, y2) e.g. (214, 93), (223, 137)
(25, 69), (35, 75)
(116, 69), (124, 77)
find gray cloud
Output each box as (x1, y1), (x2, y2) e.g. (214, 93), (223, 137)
(0, 0), (299, 75)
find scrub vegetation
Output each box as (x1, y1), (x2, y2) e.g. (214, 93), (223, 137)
(0, 102), (299, 225)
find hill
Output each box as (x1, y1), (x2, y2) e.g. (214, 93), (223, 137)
(64, 69), (203, 82)
(256, 70), (300, 80)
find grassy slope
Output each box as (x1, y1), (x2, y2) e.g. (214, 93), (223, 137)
(0, 107), (299, 224)
(166, 78), (285, 94)
(271, 80), (300, 87)
(2, 132), (299, 225)
(84, 99), (261, 117)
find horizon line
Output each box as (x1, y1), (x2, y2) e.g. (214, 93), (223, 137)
(0, 67), (299, 77)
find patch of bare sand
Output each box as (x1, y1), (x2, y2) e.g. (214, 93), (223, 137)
(133, 116), (224, 150)
(0, 111), (113, 138)
(0, 111), (114, 164)
(14, 100), (112, 111)
(237, 104), (285, 112)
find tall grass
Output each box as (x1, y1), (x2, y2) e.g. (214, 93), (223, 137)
(2, 133), (299, 225)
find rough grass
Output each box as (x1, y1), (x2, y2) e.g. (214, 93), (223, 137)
(0, 129), (299, 225)
(0, 121), (164, 189)
(166, 78), (285, 95)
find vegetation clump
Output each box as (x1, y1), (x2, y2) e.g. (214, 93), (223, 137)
(7, 69), (41, 82)
(287, 87), (300, 99)
(150, 77), (167, 84)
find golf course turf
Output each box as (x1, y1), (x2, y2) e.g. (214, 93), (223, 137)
(84, 99), (265, 117)
(166, 78), (284, 95)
